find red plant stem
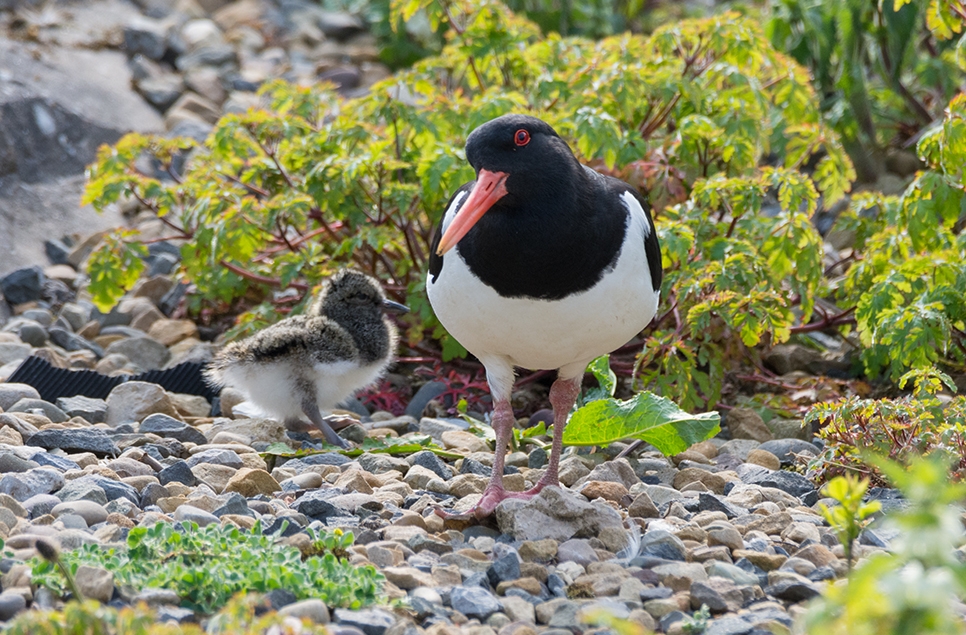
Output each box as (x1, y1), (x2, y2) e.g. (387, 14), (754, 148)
(733, 373), (802, 391)
(220, 260), (308, 290)
(789, 306), (857, 334)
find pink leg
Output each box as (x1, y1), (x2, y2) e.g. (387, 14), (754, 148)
(435, 375), (582, 520)
(523, 375), (581, 495)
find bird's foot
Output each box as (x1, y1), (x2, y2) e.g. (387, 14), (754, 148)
(434, 482), (553, 520)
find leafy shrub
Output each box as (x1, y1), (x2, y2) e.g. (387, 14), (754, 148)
(30, 521), (383, 614)
(767, 0), (961, 181)
(84, 0), (863, 411)
(818, 474), (881, 572)
(802, 454), (966, 635)
(805, 369), (966, 484)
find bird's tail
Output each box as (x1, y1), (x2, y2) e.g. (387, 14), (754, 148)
(204, 344), (248, 388)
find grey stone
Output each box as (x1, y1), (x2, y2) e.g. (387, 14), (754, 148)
(140, 413), (207, 444)
(158, 460), (197, 486)
(495, 486), (624, 541)
(105, 337), (170, 371)
(8, 398), (68, 422)
(0, 591), (26, 620)
(27, 428), (119, 457)
(716, 439), (761, 460)
(332, 608), (396, 635)
(739, 466), (816, 498)
(0, 266), (45, 304)
(764, 344), (822, 376)
(638, 529), (687, 561)
(450, 586), (501, 620)
(0, 468), (65, 501)
(0, 383), (40, 410)
(418, 417), (465, 441)
(725, 408), (773, 442)
(574, 458), (640, 489)
(186, 448), (244, 469)
(22, 493), (61, 518)
(706, 562), (761, 586)
(0, 452), (39, 473)
(134, 588), (181, 606)
(51, 500), (109, 525)
(55, 479), (109, 505)
(0, 342), (31, 366)
(59, 303), (90, 331)
(123, 17), (169, 60)
(765, 575), (820, 602)
(690, 577), (745, 613)
(487, 552), (521, 585)
(57, 396), (108, 424)
(106, 381), (179, 425)
(33, 453), (80, 471)
(173, 504), (219, 526)
(757, 439), (819, 464)
(405, 382), (446, 418)
(49, 328), (104, 356)
(63, 475), (138, 506)
(556, 538), (598, 566)
(14, 320), (47, 346)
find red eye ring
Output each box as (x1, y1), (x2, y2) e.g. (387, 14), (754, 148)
(514, 129), (530, 146)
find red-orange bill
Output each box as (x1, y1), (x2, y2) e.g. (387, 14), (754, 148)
(436, 169), (509, 255)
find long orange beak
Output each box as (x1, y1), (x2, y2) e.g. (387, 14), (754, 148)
(435, 169), (509, 255)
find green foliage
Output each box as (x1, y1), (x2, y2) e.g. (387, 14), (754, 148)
(767, 0), (960, 181)
(805, 368), (966, 484)
(681, 604), (711, 635)
(30, 521), (383, 614)
(86, 231), (148, 313)
(81, 0), (859, 411)
(563, 389), (720, 454)
(818, 474), (882, 572)
(6, 595), (331, 635)
(803, 454), (966, 635)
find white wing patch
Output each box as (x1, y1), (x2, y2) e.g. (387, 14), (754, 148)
(441, 190), (469, 233)
(621, 190), (650, 240)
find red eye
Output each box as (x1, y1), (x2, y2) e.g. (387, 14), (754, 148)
(514, 129), (530, 146)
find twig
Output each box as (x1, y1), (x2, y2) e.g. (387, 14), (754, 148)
(220, 260), (308, 290)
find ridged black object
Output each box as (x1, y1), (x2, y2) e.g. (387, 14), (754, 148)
(7, 356), (219, 403)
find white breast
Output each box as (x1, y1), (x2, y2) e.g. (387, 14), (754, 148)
(428, 191), (659, 394)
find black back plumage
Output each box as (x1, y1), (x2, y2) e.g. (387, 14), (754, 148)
(429, 114), (662, 299)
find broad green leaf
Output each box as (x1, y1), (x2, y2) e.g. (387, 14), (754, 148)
(562, 391), (721, 455)
(587, 355), (617, 398)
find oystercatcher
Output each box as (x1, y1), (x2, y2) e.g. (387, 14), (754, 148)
(428, 114), (663, 518)
(206, 269), (408, 448)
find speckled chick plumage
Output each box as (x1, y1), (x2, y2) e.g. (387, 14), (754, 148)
(206, 269), (403, 447)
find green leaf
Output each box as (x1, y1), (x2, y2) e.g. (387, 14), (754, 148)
(587, 355), (617, 398)
(562, 391), (721, 455)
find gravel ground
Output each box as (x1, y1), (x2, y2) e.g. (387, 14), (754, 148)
(0, 247), (896, 635)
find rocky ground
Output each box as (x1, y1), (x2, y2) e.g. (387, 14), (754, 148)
(0, 0), (388, 272)
(0, 248), (894, 634)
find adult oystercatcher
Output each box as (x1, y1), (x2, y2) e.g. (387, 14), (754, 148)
(206, 269), (408, 448)
(428, 114), (662, 518)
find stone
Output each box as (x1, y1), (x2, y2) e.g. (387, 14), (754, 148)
(740, 467), (815, 498)
(1, 267), (45, 304)
(628, 492), (660, 518)
(223, 468), (280, 497)
(140, 413), (207, 444)
(495, 487), (623, 541)
(8, 398), (68, 422)
(0, 384), (41, 410)
(106, 382), (180, 425)
(105, 337), (170, 371)
(757, 439), (819, 464)
(637, 530), (687, 562)
(690, 577), (745, 613)
(765, 418), (810, 441)
(574, 458), (640, 489)
(451, 586), (502, 620)
(519, 539), (557, 562)
(441, 430), (488, 453)
(487, 552), (521, 586)
(124, 16), (169, 60)
(726, 408), (773, 442)
(651, 562), (708, 591)
(158, 460), (197, 486)
(75, 565), (114, 603)
(280, 599), (330, 624)
(51, 500), (109, 526)
(27, 428), (119, 457)
(332, 608), (396, 635)
(382, 566), (435, 590)
(794, 544), (837, 568)
(501, 597), (536, 624)
(0, 468), (65, 501)
(409, 450), (452, 480)
(765, 573), (820, 602)
(0, 343), (31, 366)
(763, 344), (821, 375)
(147, 319), (198, 346)
(673, 468), (726, 494)
(173, 504), (219, 526)
(56, 396), (108, 424)
(578, 480), (628, 502)
(0, 590), (26, 620)
(706, 523), (744, 552)
(745, 449), (780, 470)
(556, 539), (598, 566)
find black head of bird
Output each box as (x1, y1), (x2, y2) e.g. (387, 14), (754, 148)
(436, 114), (584, 256)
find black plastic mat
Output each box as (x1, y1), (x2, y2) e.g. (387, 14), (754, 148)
(7, 356), (219, 404)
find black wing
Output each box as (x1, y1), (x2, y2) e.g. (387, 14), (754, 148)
(428, 182), (475, 283)
(623, 186), (663, 294)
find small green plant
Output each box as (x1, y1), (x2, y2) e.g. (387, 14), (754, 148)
(30, 521), (383, 614)
(805, 368), (966, 484)
(681, 604), (711, 634)
(6, 595), (332, 635)
(803, 454), (966, 635)
(818, 474), (882, 572)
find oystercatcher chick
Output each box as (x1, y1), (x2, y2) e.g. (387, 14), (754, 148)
(428, 114), (662, 518)
(206, 269), (408, 448)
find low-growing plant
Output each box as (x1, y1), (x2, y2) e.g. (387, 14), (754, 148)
(802, 454), (966, 635)
(30, 521), (383, 614)
(6, 595), (332, 635)
(805, 368), (966, 484)
(818, 474), (882, 572)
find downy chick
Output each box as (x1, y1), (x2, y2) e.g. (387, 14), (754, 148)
(206, 269), (408, 448)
